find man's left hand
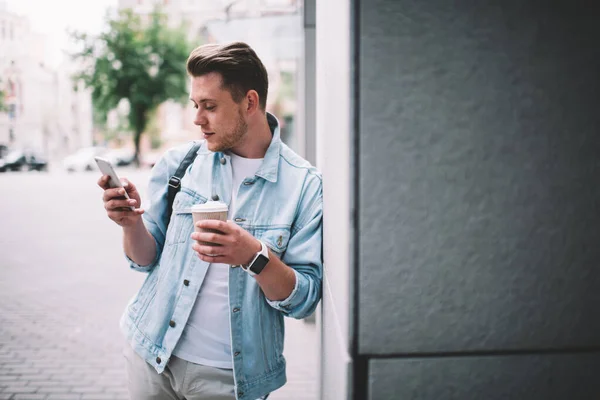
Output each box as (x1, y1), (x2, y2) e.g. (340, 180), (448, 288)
(191, 220), (262, 266)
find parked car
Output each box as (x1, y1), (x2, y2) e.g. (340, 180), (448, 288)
(105, 148), (135, 167)
(0, 149), (48, 172)
(0, 145), (8, 171)
(27, 151), (49, 171)
(62, 146), (108, 172)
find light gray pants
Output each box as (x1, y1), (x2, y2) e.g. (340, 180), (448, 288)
(123, 344), (236, 400)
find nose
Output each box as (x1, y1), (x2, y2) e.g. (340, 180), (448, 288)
(194, 109), (208, 126)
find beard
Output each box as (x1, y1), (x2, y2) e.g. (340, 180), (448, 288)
(209, 111), (248, 153)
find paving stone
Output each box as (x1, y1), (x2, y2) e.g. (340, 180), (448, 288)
(81, 395), (117, 400)
(13, 395), (47, 400)
(0, 387), (37, 394)
(46, 395), (82, 400)
(36, 388), (70, 394)
(70, 388), (104, 394)
(23, 383), (60, 389)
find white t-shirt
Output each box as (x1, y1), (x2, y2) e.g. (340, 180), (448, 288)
(173, 152), (263, 369)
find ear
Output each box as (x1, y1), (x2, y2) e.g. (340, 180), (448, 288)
(246, 90), (260, 115)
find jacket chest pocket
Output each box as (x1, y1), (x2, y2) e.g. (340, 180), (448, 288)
(256, 228), (291, 258)
(166, 188), (207, 245)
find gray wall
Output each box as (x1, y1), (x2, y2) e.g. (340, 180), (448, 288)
(318, 1), (600, 399)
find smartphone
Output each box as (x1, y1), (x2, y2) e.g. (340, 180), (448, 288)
(94, 156), (134, 211)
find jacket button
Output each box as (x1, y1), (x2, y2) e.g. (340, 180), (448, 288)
(212, 194), (220, 201)
(183, 279), (190, 286)
(234, 351), (240, 356)
(169, 320), (176, 328)
(156, 357), (162, 364)
(238, 391), (244, 397)
(233, 307), (240, 313)
(220, 157), (226, 165)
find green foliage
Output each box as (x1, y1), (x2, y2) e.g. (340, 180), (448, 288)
(71, 7), (195, 163)
(0, 77), (7, 113)
(279, 70), (296, 100)
(145, 108), (163, 149)
(0, 90), (6, 113)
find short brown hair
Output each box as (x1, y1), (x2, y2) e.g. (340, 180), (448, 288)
(186, 42), (269, 110)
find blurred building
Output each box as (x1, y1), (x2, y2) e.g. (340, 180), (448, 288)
(116, 0), (303, 155)
(0, 1), (92, 160)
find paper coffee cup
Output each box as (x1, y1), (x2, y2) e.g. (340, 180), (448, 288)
(191, 201), (228, 246)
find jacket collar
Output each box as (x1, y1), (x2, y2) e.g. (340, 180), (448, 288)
(196, 112), (281, 183)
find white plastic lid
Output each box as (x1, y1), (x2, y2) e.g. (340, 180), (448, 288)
(191, 201), (228, 213)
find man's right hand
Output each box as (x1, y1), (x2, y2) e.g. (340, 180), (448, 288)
(98, 175), (145, 227)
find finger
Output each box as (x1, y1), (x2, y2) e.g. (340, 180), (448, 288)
(196, 219), (229, 233)
(105, 198), (137, 211)
(97, 175), (109, 189)
(108, 209), (140, 219)
(196, 252), (227, 263)
(191, 231), (226, 245)
(192, 242), (226, 256)
(121, 179), (140, 197)
(103, 187), (128, 202)
(192, 243), (227, 261)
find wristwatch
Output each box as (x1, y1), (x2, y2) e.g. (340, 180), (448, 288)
(241, 240), (269, 277)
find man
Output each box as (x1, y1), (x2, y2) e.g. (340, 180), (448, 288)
(98, 42), (323, 400)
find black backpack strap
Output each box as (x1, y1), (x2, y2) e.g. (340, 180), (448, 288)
(165, 141), (202, 227)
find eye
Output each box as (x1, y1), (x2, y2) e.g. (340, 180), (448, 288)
(205, 105), (216, 111)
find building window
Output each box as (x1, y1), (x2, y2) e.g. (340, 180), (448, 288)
(9, 22), (13, 40)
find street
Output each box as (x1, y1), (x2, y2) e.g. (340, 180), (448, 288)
(0, 169), (318, 400)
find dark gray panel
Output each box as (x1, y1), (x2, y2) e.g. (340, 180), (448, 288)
(369, 354), (600, 400)
(358, 1), (600, 353)
(303, 0), (315, 27)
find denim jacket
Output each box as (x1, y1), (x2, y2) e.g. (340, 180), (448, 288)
(120, 113), (323, 400)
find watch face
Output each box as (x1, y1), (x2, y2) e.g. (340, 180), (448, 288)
(250, 254), (269, 275)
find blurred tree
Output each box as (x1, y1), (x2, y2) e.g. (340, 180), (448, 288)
(145, 108), (163, 150)
(71, 8), (194, 165)
(0, 77), (7, 112)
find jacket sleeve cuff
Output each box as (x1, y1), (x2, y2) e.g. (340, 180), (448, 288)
(265, 269), (305, 312)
